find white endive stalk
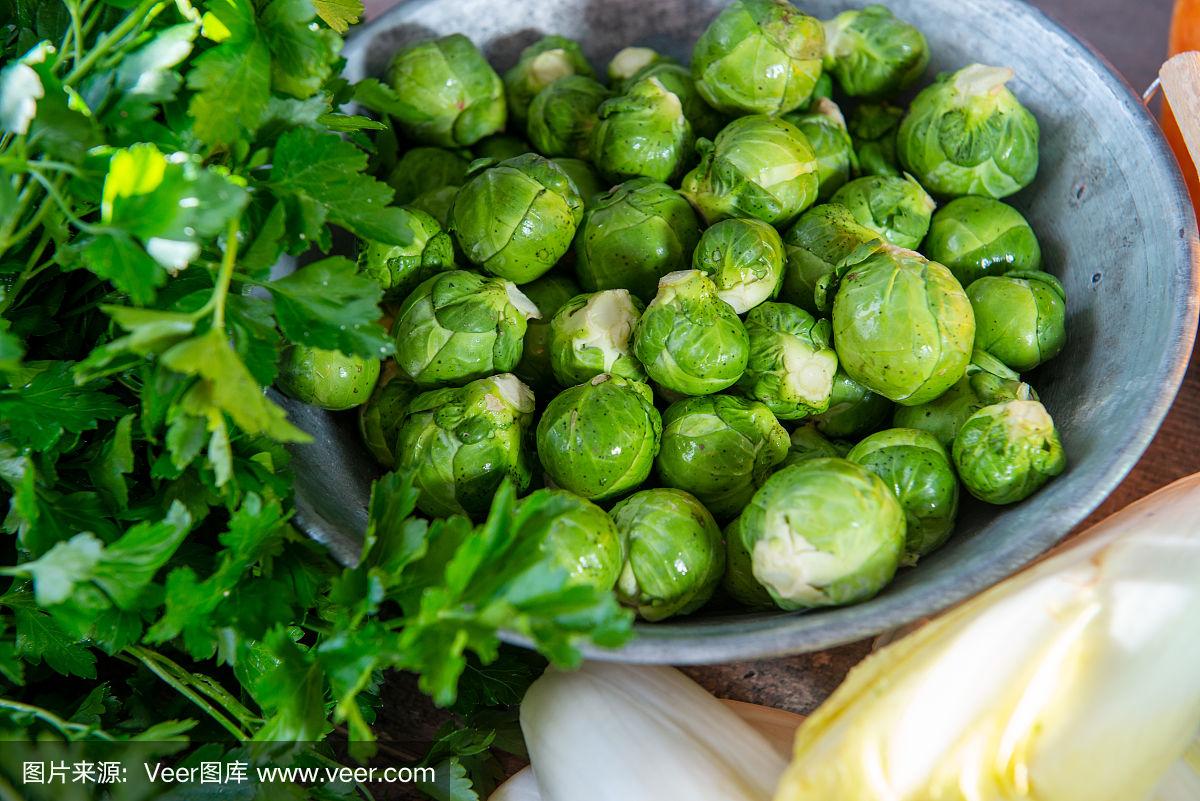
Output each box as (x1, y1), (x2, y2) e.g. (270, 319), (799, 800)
(1154, 732), (1200, 801)
(515, 662), (791, 801)
(776, 473), (1200, 801)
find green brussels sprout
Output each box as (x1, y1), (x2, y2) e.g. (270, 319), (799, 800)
(513, 273), (581, 389)
(691, 0), (825, 116)
(408, 185), (459, 229)
(923, 196), (1043, 287)
(623, 62), (726, 140)
(397, 373), (535, 517)
(967, 271), (1066, 371)
(357, 208), (455, 301)
(277, 345), (380, 411)
(655, 395), (789, 519)
(780, 203), (882, 314)
(822, 4), (929, 99)
(503, 35), (594, 125)
(359, 370), (420, 467)
(536, 374), (662, 500)
(831, 245), (975, 405)
(847, 428), (959, 561)
(517, 488), (623, 590)
(633, 270), (750, 396)
(451, 154), (584, 284)
(781, 423), (852, 467)
(739, 458), (905, 610)
(550, 158), (604, 209)
(681, 115), (820, 227)
(952, 399), (1066, 504)
(591, 76), (695, 184)
(738, 302), (838, 420)
(386, 147), (470, 206)
(830, 174), (936, 250)
(527, 75), (611, 159)
(548, 289), (646, 385)
(893, 350), (1036, 446)
(808, 71), (834, 108)
(574, 178), (701, 301)
(691, 217), (786, 314)
(392, 270), (539, 387)
(898, 64), (1040, 198)
(386, 34), (506, 147)
(848, 101), (904, 178)
(611, 488), (724, 621)
(472, 134), (531, 162)
(783, 99), (856, 200)
(723, 516), (775, 608)
(607, 46), (675, 83)
(810, 368), (892, 439)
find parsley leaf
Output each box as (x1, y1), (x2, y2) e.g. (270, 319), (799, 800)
(312, 0), (363, 33)
(268, 257), (395, 358)
(187, 0), (271, 146)
(0, 362), (125, 450)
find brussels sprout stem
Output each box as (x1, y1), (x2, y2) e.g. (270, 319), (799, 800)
(954, 64), (1015, 96)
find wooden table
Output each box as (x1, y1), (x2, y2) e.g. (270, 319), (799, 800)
(365, 0), (1194, 746)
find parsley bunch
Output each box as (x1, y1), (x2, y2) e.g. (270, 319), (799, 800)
(0, 2), (631, 797)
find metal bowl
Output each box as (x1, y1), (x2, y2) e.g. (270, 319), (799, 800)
(290, 0), (1199, 663)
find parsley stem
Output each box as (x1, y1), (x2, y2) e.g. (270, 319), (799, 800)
(65, 0), (85, 65)
(64, 0), (165, 86)
(0, 697), (117, 741)
(126, 646), (251, 741)
(210, 217), (241, 330)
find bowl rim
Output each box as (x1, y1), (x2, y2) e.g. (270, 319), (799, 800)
(340, 0), (1200, 664)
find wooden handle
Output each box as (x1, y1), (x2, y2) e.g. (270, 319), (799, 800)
(1161, 52), (1200, 171)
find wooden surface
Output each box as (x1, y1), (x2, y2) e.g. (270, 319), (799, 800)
(365, 0), (1194, 744)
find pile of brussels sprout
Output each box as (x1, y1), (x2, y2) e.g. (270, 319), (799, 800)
(277, 0), (1069, 621)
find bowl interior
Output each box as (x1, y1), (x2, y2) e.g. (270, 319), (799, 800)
(298, 0), (1199, 663)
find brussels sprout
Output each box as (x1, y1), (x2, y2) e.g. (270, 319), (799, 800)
(893, 350), (1036, 445)
(781, 423), (851, 467)
(923, 196), (1043, 287)
(357, 208), (455, 301)
(623, 62), (726, 140)
(783, 99), (856, 200)
(691, 218), (786, 313)
(830, 174), (936, 250)
(574, 178), (701, 301)
(536, 374), (662, 500)
(386, 34), (506, 147)
(691, 0), (825, 116)
(517, 488), (623, 590)
(739, 458), (905, 610)
(723, 516), (776, 608)
(848, 101), (904, 178)
(408, 185), (459, 229)
(810, 368), (892, 439)
(738, 302), (838, 420)
(527, 75), (611, 159)
(655, 395), (789, 519)
(513, 273), (581, 389)
(386, 147), (470, 206)
(397, 373), (535, 517)
(681, 115), (819, 227)
(451, 154), (584, 284)
(503, 35), (594, 125)
(591, 76), (695, 184)
(607, 46), (674, 83)
(633, 270), (750, 396)
(967, 271), (1066, 371)
(831, 245), (974, 405)
(898, 64), (1040, 198)
(808, 71), (834, 107)
(277, 345), (380, 411)
(359, 370), (420, 467)
(611, 488), (724, 621)
(472, 134), (531, 162)
(392, 270), (539, 387)
(549, 289), (646, 385)
(952, 399), (1066, 504)
(847, 428), (959, 561)
(550, 158), (604, 209)
(780, 203), (882, 314)
(822, 4), (929, 99)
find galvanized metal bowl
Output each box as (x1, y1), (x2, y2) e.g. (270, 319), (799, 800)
(287, 0), (1199, 664)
